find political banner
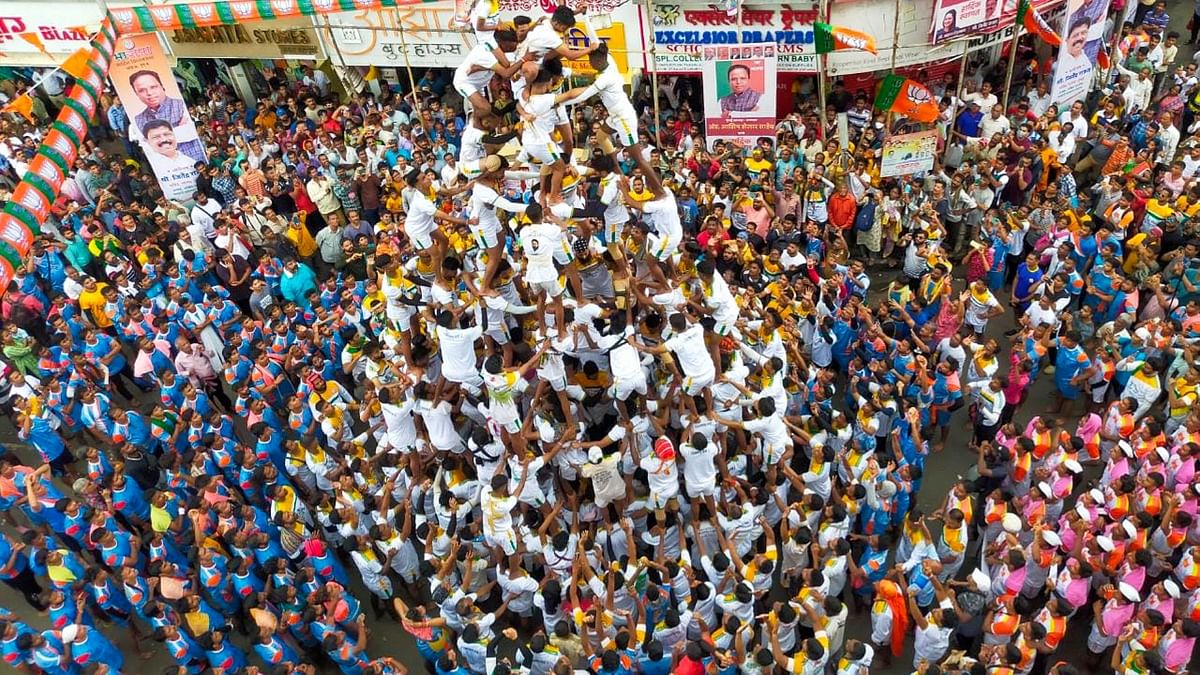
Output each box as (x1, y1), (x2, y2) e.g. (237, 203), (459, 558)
(880, 130), (939, 177)
(929, 0), (1061, 44)
(702, 43), (777, 149)
(1049, 0), (1110, 107)
(108, 32), (207, 202)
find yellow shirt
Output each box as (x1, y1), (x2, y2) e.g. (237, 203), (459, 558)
(746, 157), (773, 174)
(78, 284), (112, 328)
(287, 224), (318, 258)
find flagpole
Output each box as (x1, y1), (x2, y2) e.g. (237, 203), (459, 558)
(1002, 20), (1022, 110)
(816, 0), (829, 138)
(886, 0), (902, 130)
(642, 0), (661, 149)
(944, 47), (970, 163)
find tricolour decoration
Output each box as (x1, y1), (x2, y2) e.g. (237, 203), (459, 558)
(107, 0), (434, 34)
(0, 18), (115, 295)
(873, 74), (940, 124)
(813, 22), (878, 55)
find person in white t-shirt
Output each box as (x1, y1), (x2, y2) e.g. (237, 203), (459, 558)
(517, 71), (588, 203)
(481, 462), (530, 562)
(629, 313), (716, 416)
(561, 45), (641, 150)
(678, 431), (720, 511)
(452, 31), (524, 116)
(403, 168), (467, 271)
(517, 203), (574, 334)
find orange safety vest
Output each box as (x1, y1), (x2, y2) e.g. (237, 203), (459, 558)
(1182, 557), (1200, 590)
(1032, 429), (1053, 460)
(1142, 491), (1163, 517)
(985, 500), (1007, 524)
(1040, 613), (1067, 649)
(1013, 452), (1032, 483)
(1110, 494), (1131, 520)
(991, 610), (1020, 638)
(950, 493), (974, 524)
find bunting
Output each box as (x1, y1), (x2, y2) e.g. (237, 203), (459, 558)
(0, 19), (115, 295)
(107, 0), (435, 34)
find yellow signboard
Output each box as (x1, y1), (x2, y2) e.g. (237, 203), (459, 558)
(563, 23), (629, 76)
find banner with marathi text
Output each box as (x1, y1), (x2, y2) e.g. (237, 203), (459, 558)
(702, 43), (777, 149)
(108, 32), (207, 201)
(1049, 0), (1109, 108)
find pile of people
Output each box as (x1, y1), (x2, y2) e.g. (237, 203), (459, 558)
(0, 2), (1199, 674)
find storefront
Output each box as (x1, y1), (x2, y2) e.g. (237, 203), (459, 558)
(164, 17), (329, 105)
(319, 0), (647, 91)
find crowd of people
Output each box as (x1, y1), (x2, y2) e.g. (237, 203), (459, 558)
(0, 1), (1198, 674)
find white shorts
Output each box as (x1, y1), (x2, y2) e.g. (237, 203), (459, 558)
(472, 224), (501, 249)
(408, 230), (435, 250)
(610, 375), (647, 401)
(647, 488), (678, 510)
(530, 278), (563, 297)
(460, 159), (484, 180)
(651, 232), (681, 262)
(519, 139), (562, 166)
(606, 113), (639, 147)
(682, 371), (715, 397)
(445, 368), (484, 396)
(486, 529), (518, 556)
(605, 218), (629, 244)
(686, 481), (718, 499)
(454, 80), (483, 104)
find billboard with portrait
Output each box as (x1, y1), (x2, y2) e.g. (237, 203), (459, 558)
(701, 43), (777, 149)
(108, 32), (207, 202)
(928, 0), (1061, 44)
(1050, 0), (1110, 107)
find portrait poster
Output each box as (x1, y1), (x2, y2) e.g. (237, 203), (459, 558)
(109, 32), (207, 202)
(880, 130), (939, 177)
(928, 0), (1059, 44)
(702, 43), (778, 149)
(1049, 0), (1110, 107)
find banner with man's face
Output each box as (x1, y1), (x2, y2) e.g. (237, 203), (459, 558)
(1050, 0), (1111, 107)
(109, 33), (207, 201)
(702, 44), (778, 149)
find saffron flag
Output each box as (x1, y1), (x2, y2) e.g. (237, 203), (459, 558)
(813, 22), (878, 54)
(873, 74), (940, 123)
(60, 47), (94, 80)
(1016, 0), (1061, 46)
(1096, 44), (1111, 69)
(1, 95), (33, 123)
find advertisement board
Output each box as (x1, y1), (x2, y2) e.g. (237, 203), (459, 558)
(702, 43), (777, 147)
(929, 0), (1061, 44)
(109, 32), (207, 202)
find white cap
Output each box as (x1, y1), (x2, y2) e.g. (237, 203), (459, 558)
(1002, 513), (1022, 533)
(1122, 519), (1137, 539)
(970, 569), (991, 590)
(1064, 459), (1083, 474)
(1096, 535), (1115, 552)
(61, 625), (79, 643)
(1156, 446), (1170, 462)
(1118, 440), (1134, 458)
(1089, 488), (1105, 504)
(1041, 530), (1062, 547)
(1038, 481), (1054, 498)
(1076, 503), (1093, 521)
(588, 447), (603, 463)
(878, 481), (897, 498)
(1134, 327), (1152, 342)
(1119, 582), (1141, 602)
(1164, 579), (1182, 599)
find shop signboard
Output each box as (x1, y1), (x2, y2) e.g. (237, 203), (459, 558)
(324, 0), (641, 72)
(0, 1), (104, 66)
(650, 4), (818, 74)
(167, 17), (324, 59)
